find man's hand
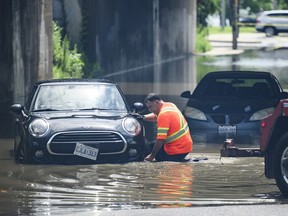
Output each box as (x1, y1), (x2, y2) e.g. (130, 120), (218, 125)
(144, 154), (155, 162)
(132, 113), (145, 120)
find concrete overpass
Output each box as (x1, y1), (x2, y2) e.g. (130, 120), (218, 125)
(0, 0), (197, 138)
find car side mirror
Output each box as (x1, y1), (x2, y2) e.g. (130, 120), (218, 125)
(10, 104), (25, 115)
(132, 102), (144, 113)
(181, 91), (191, 98)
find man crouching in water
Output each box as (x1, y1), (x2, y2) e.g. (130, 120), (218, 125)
(143, 93), (193, 162)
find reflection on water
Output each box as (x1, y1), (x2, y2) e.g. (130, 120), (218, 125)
(0, 140), (285, 215)
(2, 49), (288, 214)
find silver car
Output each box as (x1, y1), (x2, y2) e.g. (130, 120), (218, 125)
(256, 10), (288, 37)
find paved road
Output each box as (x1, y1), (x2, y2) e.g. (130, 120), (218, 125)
(202, 32), (288, 56)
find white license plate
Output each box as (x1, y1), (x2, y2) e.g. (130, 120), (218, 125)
(74, 143), (99, 160)
(218, 125), (237, 133)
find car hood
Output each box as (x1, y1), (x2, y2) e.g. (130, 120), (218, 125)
(31, 110), (131, 131)
(32, 110), (128, 119)
(186, 98), (278, 114)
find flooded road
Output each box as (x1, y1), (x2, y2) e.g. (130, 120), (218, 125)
(2, 49), (288, 215)
(0, 139), (285, 215)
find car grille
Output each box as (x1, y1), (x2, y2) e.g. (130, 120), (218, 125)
(47, 131), (127, 155)
(211, 114), (245, 125)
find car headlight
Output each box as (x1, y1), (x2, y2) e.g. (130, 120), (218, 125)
(122, 117), (141, 136)
(184, 107), (207, 121)
(250, 107), (275, 121)
(28, 118), (50, 137)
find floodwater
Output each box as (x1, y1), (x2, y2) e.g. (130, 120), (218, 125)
(0, 139), (283, 215)
(2, 49), (288, 215)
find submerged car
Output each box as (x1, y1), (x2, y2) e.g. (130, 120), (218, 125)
(10, 79), (148, 164)
(181, 71), (288, 141)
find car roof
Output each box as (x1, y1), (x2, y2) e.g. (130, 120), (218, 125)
(203, 71), (273, 78)
(261, 10), (288, 15)
(34, 78), (114, 86)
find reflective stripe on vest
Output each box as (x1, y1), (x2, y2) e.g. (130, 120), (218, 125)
(165, 123), (189, 143)
(159, 106), (188, 143)
(160, 107), (184, 128)
(158, 127), (168, 136)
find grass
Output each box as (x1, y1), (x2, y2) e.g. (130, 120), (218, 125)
(208, 26), (257, 34)
(195, 26), (258, 53)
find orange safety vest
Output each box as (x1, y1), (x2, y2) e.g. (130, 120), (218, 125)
(157, 102), (193, 155)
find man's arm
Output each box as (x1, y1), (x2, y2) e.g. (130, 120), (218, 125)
(144, 139), (165, 162)
(143, 113), (157, 122)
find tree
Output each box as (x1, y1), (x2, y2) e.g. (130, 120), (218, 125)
(52, 21), (84, 78)
(197, 0), (220, 28)
(241, 0), (288, 14)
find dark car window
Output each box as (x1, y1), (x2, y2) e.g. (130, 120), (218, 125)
(194, 77), (274, 99)
(267, 13), (288, 18)
(32, 84), (128, 111)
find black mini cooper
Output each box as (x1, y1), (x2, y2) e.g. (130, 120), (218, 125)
(10, 79), (147, 164)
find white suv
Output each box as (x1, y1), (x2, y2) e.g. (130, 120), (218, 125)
(256, 10), (288, 37)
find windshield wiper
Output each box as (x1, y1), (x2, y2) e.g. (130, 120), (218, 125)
(33, 108), (59, 112)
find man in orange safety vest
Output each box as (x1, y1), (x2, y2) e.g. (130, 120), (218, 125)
(143, 93), (193, 162)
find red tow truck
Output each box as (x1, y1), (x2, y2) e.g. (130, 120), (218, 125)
(221, 99), (288, 197)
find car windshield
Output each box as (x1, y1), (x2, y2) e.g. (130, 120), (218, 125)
(32, 83), (128, 111)
(194, 77), (275, 99)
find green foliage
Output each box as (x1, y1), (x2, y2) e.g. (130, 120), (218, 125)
(240, 0), (271, 14)
(52, 21), (84, 78)
(195, 25), (257, 53)
(196, 28), (212, 53)
(279, 0), (288, 9)
(240, 0), (288, 14)
(197, 0), (220, 28)
(208, 26), (256, 34)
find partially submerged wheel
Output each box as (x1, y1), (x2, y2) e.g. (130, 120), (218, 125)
(14, 135), (26, 163)
(13, 124), (25, 163)
(13, 125), (31, 164)
(274, 133), (288, 197)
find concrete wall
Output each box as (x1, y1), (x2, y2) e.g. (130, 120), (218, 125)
(0, 1), (14, 138)
(53, 0), (82, 45)
(0, 0), (52, 138)
(82, 0), (196, 76)
(12, 0), (52, 104)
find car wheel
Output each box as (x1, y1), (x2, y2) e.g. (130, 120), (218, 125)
(14, 137), (25, 163)
(264, 149), (274, 179)
(13, 129), (31, 163)
(265, 27), (276, 37)
(274, 133), (288, 197)
(13, 124), (25, 163)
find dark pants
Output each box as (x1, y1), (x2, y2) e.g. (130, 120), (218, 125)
(153, 143), (189, 162)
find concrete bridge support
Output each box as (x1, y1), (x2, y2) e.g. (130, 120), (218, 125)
(82, 0), (196, 76)
(0, 0), (52, 138)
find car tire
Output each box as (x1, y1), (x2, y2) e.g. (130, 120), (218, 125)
(13, 127), (31, 164)
(14, 137), (25, 163)
(274, 132), (288, 197)
(264, 149), (274, 179)
(265, 27), (276, 37)
(13, 124), (25, 163)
